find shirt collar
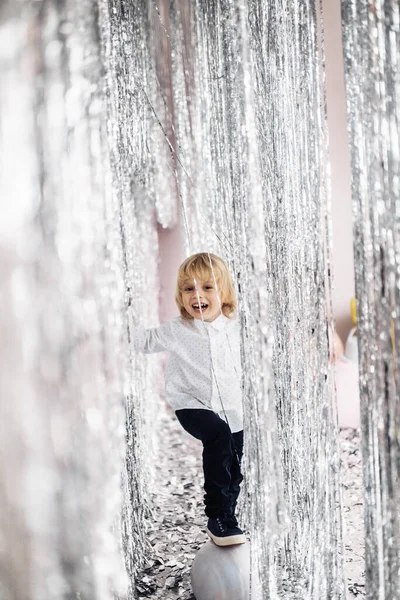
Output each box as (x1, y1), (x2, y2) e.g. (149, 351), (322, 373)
(192, 313), (228, 331)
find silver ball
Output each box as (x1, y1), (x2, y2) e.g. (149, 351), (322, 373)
(191, 540), (252, 600)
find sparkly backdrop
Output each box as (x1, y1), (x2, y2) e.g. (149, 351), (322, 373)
(0, 1), (346, 600)
(0, 1), (165, 598)
(164, 1), (344, 598)
(342, 1), (400, 598)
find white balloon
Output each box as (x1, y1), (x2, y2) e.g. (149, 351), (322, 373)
(191, 540), (252, 600)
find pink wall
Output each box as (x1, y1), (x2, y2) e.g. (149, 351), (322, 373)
(323, 0), (355, 344)
(157, 222), (183, 323)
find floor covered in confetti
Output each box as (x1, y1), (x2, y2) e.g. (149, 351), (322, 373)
(135, 408), (366, 599)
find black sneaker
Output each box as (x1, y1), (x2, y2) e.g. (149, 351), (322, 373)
(206, 515), (246, 546)
(223, 512), (246, 539)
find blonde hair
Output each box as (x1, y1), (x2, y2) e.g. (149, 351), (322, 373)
(175, 252), (237, 320)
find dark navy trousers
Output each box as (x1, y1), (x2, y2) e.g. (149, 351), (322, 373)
(175, 408), (244, 518)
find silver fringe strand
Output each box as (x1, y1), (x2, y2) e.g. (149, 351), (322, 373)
(342, 1), (400, 598)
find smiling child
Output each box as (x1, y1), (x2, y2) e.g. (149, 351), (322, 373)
(131, 252), (245, 546)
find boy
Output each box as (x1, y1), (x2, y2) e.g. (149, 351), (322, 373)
(131, 252), (245, 546)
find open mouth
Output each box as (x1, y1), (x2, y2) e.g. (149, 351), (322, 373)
(192, 302), (209, 313)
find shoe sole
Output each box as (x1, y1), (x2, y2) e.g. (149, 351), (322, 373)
(206, 528), (246, 546)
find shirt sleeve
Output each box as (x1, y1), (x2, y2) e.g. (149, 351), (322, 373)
(130, 321), (175, 354)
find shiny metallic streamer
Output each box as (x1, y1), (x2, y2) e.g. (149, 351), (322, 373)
(166, 4), (283, 598)
(0, 2), (128, 597)
(247, 3), (345, 597)
(0, 1), (170, 598)
(341, 1), (400, 598)
(98, 0), (174, 591)
(163, 1), (345, 598)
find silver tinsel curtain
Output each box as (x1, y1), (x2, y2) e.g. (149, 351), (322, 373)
(0, 1), (167, 598)
(161, 1), (344, 598)
(342, 1), (400, 598)
(0, 1), (348, 599)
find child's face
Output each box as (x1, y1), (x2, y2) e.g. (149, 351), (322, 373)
(181, 277), (222, 322)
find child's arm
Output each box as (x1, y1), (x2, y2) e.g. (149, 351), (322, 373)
(129, 317), (175, 354)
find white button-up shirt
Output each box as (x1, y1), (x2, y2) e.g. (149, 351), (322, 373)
(132, 313), (243, 433)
